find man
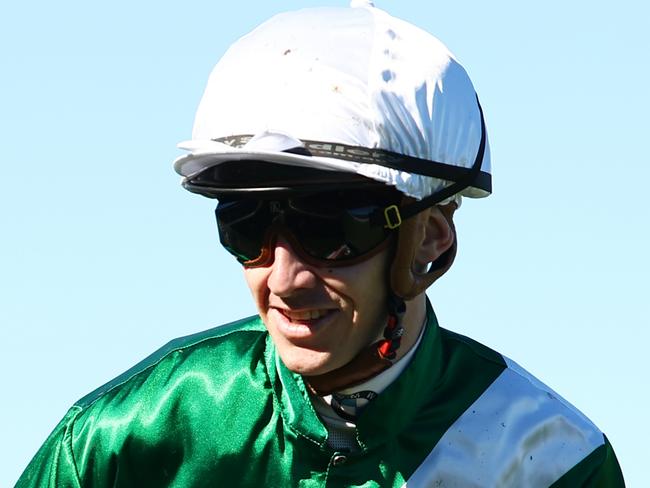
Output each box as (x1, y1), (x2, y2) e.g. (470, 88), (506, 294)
(18, 2), (624, 486)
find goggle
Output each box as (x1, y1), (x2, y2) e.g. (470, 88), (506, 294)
(215, 188), (405, 268)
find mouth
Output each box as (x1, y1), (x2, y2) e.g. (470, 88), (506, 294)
(270, 307), (338, 340)
(281, 308), (331, 323)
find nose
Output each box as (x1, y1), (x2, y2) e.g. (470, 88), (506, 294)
(267, 235), (318, 297)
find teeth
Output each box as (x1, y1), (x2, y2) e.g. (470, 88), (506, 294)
(284, 309), (328, 321)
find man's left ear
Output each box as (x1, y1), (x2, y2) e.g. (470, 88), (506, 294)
(389, 202), (458, 299)
(413, 204), (457, 269)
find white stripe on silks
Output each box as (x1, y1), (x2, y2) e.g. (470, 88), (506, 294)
(403, 357), (604, 488)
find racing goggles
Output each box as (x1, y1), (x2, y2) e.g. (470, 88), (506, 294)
(215, 188), (404, 267)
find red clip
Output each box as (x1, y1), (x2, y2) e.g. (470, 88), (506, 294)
(378, 340), (392, 358)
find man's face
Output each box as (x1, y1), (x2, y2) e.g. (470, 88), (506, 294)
(244, 235), (390, 376)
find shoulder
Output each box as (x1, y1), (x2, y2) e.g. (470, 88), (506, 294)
(442, 326), (606, 457)
(436, 328), (605, 454)
(412, 327), (620, 486)
(17, 316), (275, 486)
(76, 315), (268, 409)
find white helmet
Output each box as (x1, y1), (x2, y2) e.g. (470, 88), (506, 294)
(175, 2), (490, 201)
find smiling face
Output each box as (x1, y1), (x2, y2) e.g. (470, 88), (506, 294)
(244, 235), (391, 376)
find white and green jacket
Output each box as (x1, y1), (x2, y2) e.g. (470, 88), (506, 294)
(18, 303), (623, 487)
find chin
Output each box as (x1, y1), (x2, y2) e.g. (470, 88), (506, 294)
(278, 348), (344, 377)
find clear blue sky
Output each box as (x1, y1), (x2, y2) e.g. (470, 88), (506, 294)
(1, 1), (647, 485)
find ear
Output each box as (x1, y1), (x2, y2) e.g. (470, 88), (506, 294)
(389, 203), (458, 300)
(413, 204), (456, 270)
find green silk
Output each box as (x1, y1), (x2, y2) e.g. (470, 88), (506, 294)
(19, 317), (324, 487)
(18, 304), (618, 487)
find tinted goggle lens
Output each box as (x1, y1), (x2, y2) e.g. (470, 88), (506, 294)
(215, 191), (400, 267)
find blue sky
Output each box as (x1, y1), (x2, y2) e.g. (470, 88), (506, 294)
(2, 1), (648, 485)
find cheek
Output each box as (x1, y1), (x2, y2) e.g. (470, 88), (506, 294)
(243, 268), (270, 312)
(323, 253), (391, 319)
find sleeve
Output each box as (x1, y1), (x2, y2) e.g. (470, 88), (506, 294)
(550, 435), (625, 487)
(15, 407), (83, 488)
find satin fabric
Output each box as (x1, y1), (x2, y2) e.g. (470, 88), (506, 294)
(17, 305), (623, 487)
